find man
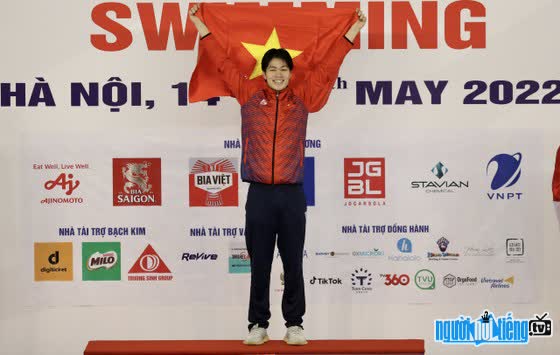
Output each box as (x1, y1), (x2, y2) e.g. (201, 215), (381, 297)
(189, 3), (366, 345)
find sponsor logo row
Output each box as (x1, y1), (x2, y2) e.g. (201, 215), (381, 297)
(35, 152), (525, 207)
(34, 242), (520, 290)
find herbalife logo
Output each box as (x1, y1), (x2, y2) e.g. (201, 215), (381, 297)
(87, 251), (117, 270)
(432, 162), (448, 179)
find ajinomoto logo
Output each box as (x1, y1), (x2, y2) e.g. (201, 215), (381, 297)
(113, 158), (161, 206)
(128, 244), (172, 281)
(189, 158), (238, 206)
(82, 242), (121, 281)
(34, 242), (73, 281)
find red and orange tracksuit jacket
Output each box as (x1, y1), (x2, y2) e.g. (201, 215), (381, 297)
(202, 34), (353, 184)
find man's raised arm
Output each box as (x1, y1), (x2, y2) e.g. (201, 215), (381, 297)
(189, 3), (252, 104)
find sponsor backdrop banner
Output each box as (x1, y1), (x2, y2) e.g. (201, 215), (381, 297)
(7, 0), (558, 309)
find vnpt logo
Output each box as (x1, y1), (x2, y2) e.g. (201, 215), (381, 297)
(113, 158), (162, 206)
(486, 153), (522, 200)
(189, 158), (238, 207)
(397, 238), (412, 253)
(344, 158), (385, 199)
(434, 311), (553, 346)
(303, 157), (315, 206)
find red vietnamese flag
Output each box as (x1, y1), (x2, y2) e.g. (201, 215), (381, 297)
(189, 3), (356, 104)
(554, 146), (560, 201)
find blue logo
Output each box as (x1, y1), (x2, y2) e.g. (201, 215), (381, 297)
(303, 157), (315, 206)
(432, 162), (448, 179)
(434, 310), (553, 346)
(397, 238), (412, 253)
(486, 153), (522, 190)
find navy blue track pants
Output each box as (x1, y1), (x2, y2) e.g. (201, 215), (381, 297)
(244, 182), (307, 329)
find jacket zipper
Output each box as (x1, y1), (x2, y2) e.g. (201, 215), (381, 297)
(271, 91), (279, 184)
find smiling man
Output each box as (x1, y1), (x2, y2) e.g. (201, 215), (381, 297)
(189, 3), (366, 346)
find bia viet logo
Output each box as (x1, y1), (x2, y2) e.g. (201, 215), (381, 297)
(113, 158), (161, 206)
(128, 244), (172, 281)
(189, 158), (238, 207)
(344, 158), (385, 199)
(486, 153), (523, 200)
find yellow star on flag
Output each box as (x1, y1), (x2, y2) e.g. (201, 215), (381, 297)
(241, 28), (303, 80)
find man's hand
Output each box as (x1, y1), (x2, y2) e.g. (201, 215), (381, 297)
(189, 3), (210, 38)
(345, 8), (367, 43)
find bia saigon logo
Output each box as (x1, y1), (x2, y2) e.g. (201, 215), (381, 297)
(189, 158), (238, 207)
(344, 158), (386, 206)
(113, 158), (161, 206)
(435, 310), (553, 346)
(486, 153), (522, 200)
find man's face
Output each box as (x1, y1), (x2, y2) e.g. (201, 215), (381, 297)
(263, 58), (291, 91)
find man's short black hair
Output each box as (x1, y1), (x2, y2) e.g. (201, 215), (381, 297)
(261, 48), (293, 72)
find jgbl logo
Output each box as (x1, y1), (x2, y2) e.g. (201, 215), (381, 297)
(486, 153), (523, 200)
(344, 158), (385, 198)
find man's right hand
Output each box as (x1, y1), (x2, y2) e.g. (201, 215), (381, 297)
(189, 3), (210, 37)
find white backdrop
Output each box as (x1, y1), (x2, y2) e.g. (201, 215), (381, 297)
(2, 1), (560, 354)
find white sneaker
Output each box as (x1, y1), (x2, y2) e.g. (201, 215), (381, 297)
(283, 326), (308, 345)
(243, 324), (269, 345)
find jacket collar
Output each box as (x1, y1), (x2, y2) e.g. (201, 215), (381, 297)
(264, 85), (291, 100)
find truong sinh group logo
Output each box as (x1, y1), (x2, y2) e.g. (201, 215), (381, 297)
(113, 158), (161, 206)
(128, 244), (172, 281)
